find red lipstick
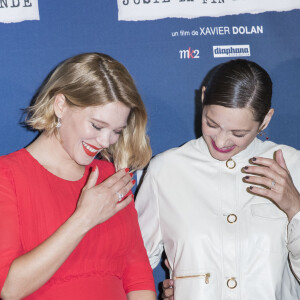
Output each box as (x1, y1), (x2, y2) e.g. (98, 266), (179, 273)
(82, 142), (102, 157)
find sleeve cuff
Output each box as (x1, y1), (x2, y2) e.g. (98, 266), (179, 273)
(287, 211), (300, 278)
(288, 210), (300, 256)
(125, 280), (156, 294)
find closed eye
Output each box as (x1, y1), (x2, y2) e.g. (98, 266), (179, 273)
(232, 133), (246, 138)
(91, 123), (102, 131)
(114, 130), (123, 135)
(206, 120), (218, 128)
(232, 130), (249, 138)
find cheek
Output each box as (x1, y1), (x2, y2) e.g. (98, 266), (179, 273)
(202, 123), (217, 136)
(234, 135), (255, 148)
(110, 134), (121, 145)
(79, 124), (96, 140)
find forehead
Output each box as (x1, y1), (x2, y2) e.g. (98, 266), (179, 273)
(204, 105), (257, 129)
(68, 101), (130, 125)
(87, 102), (130, 116)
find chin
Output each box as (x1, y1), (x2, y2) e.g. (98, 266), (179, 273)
(75, 155), (95, 166)
(209, 148), (234, 161)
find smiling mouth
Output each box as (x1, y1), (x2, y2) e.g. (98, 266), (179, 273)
(211, 138), (236, 153)
(82, 141), (102, 157)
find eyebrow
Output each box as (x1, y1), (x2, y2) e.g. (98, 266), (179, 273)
(91, 118), (127, 129)
(206, 115), (251, 133)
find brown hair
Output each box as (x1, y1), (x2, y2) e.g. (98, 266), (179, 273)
(203, 59), (272, 124)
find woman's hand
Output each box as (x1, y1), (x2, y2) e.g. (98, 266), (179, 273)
(243, 150), (300, 221)
(162, 259), (174, 299)
(1, 167), (134, 299)
(162, 279), (174, 299)
(75, 166), (134, 231)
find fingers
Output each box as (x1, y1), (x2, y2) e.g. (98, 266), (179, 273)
(112, 176), (135, 201)
(163, 279), (173, 289)
(115, 179), (136, 204)
(91, 168), (134, 200)
(83, 166), (99, 191)
(244, 174), (277, 190)
(162, 261), (174, 299)
(102, 169), (134, 194)
(115, 194), (133, 211)
(246, 184), (278, 199)
(242, 151), (300, 219)
(275, 150), (288, 171)
(164, 258), (170, 269)
(243, 152), (290, 189)
(101, 168), (131, 188)
(162, 279), (174, 299)
(76, 166), (136, 229)
(246, 156), (286, 177)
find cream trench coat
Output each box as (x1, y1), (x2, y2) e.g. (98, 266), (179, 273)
(135, 137), (300, 299)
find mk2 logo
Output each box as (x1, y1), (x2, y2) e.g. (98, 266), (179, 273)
(179, 47), (200, 59)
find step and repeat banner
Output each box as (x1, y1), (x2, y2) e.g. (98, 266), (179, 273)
(0, 0), (299, 297)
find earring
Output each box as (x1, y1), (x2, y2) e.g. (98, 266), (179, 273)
(258, 130), (269, 140)
(56, 118), (61, 128)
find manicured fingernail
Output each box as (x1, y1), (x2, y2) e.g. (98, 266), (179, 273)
(252, 157), (256, 161)
(245, 176), (249, 180)
(92, 166), (97, 172)
(250, 186), (253, 190)
(125, 168), (130, 173)
(132, 179), (136, 185)
(244, 166), (248, 170)
(129, 172), (134, 178)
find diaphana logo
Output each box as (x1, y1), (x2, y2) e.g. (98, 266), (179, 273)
(213, 45), (250, 58)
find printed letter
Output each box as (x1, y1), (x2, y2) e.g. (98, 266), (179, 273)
(23, 0), (32, 7)
(11, 0), (20, 7)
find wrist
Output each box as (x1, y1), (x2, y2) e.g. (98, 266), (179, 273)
(68, 210), (93, 236)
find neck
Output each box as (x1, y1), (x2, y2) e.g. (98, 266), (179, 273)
(26, 132), (85, 181)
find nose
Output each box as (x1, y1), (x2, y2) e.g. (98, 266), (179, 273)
(96, 131), (111, 149)
(214, 130), (229, 149)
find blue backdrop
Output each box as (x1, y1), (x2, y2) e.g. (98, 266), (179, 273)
(0, 1), (299, 297)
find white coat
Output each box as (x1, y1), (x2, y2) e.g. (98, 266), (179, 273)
(136, 137), (300, 299)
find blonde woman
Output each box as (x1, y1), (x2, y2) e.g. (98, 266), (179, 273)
(0, 53), (155, 299)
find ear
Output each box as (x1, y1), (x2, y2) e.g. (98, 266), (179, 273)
(201, 86), (206, 104)
(258, 108), (274, 132)
(53, 94), (67, 118)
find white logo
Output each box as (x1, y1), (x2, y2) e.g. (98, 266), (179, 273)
(213, 45), (250, 58)
(179, 47), (200, 59)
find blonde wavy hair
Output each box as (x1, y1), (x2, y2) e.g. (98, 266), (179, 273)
(26, 53), (151, 170)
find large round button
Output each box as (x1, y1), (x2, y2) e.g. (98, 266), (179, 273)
(227, 214), (237, 223)
(227, 277), (237, 289)
(226, 159), (236, 169)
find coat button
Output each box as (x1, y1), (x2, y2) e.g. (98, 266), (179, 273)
(227, 214), (237, 223)
(226, 158), (236, 169)
(227, 277), (237, 289)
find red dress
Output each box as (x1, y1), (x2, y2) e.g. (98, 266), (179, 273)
(0, 149), (155, 299)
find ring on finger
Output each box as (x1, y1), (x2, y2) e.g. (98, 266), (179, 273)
(271, 180), (276, 189)
(116, 192), (124, 202)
